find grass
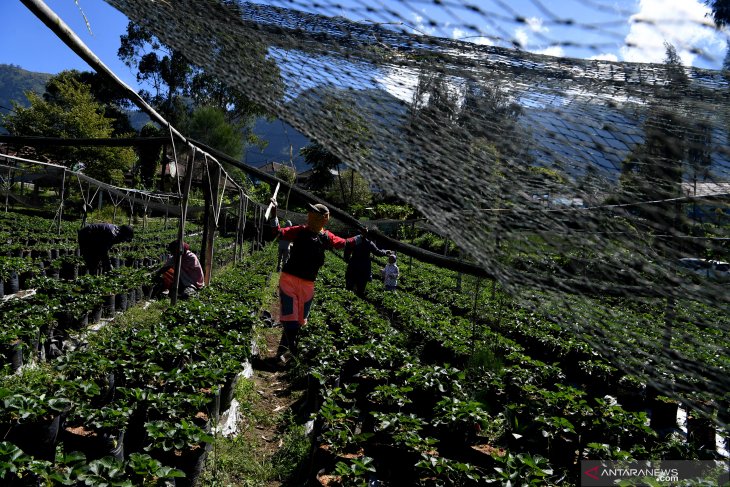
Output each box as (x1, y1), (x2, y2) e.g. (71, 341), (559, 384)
(200, 377), (312, 487)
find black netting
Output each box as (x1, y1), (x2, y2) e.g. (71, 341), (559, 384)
(102, 0), (729, 426)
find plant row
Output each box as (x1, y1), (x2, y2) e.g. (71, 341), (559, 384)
(0, 245), (272, 486)
(289, 251), (724, 486)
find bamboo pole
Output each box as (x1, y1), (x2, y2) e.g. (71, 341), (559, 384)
(200, 161), (221, 285)
(57, 170), (66, 235)
(470, 278), (482, 356)
(171, 148), (196, 306)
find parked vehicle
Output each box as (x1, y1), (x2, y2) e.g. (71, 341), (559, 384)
(678, 258), (730, 282)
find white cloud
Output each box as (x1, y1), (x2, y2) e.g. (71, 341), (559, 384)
(452, 27), (467, 40)
(536, 46), (566, 57)
(620, 0), (726, 66)
(590, 53), (620, 62)
(512, 16), (550, 51)
(411, 12), (437, 36)
(526, 17), (548, 34)
(514, 27), (529, 48)
(473, 36), (494, 46)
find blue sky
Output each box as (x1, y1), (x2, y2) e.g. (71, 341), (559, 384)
(0, 0), (727, 95)
(0, 0), (135, 87)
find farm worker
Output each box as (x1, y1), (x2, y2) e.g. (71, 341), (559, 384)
(77, 223), (134, 275)
(276, 220), (293, 272)
(268, 200), (362, 362)
(383, 253), (400, 291)
(344, 228), (389, 297)
(153, 240), (205, 299)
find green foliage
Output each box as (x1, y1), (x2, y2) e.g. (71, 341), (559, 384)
(490, 452), (553, 485)
(127, 453), (185, 482)
(187, 105), (244, 158)
(415, 455), (482, 485)
(0, 256), (31, 280)
(325, 168), (372, 210)
(334, 456), (377, 485)
(0, 64), (51, 118)
(144, 419), (213, 452)
(59, 70), (135, 134)
(118, 20), (278, 129)
(706, 0), (730, 27)
(300, 142), (340, 191)
(410, 231), (458, 256)
(275, 166), (296, 186)
(369, 202), (415, 220)
(1, 71), (136, 183)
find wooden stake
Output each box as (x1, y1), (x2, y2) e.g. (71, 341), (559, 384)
(171, 148), (196, 305)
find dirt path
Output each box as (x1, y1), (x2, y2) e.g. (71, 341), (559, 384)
(204, 274), (312, 486)
(244, 284), (309, 487)
(247, 330), (297, 478)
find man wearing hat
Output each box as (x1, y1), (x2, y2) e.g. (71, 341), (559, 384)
(269, 200), (362, 362)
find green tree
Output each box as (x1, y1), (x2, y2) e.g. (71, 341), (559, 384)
(300, 142), (340, 192)
(300, 90), (374, 199)
(51, 70), (134, 135)
(118, 22), (191, 125)
(325, 168), (372, 210)
(620, 43), (687, 238)
(705, 0), (730, 27)
(187, 106), (244, 158)
(2, 71), (136, 183)
(137, 122), (163, 188)
(117, 17), (279, 144)
(275, 166), (296, 186)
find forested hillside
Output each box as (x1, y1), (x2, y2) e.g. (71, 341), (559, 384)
(0, 64), (51, 113)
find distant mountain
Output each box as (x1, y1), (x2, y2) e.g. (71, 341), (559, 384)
(245, 117), (311, 172)
(127, 110), (151, 131)
(0, 64), (51, 110)
(0, 64), (52, 132)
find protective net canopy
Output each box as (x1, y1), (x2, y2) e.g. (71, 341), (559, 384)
(102, 0), (729, 426)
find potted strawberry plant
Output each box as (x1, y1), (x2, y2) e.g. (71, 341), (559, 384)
(0, 389), (72, 461)
(143, 419), (213, 486)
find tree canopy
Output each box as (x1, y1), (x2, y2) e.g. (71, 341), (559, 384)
(2, 71), (136, 184)
(118, 21), (275, 150)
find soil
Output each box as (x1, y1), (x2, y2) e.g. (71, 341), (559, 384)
(206, 276), (312, 486)
(66, 425), (96, 437)
(247, 330), (295, 460)
(471, 444), (506, 457)
(241, 286), (304, 486)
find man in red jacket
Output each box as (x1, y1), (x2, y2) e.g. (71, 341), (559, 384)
(269, 201), (361, 362)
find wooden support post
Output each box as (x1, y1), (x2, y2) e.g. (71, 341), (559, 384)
(57, 170), (66, 235)
(200, 161), (221, 286)
(4, 167), (11, 213)
(240, 197), (248, 261)
(251, 205), (258, 255)
(234, 193), (243, 264)
(171, 148), (196, 305)
(470, 278), (482, 356)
